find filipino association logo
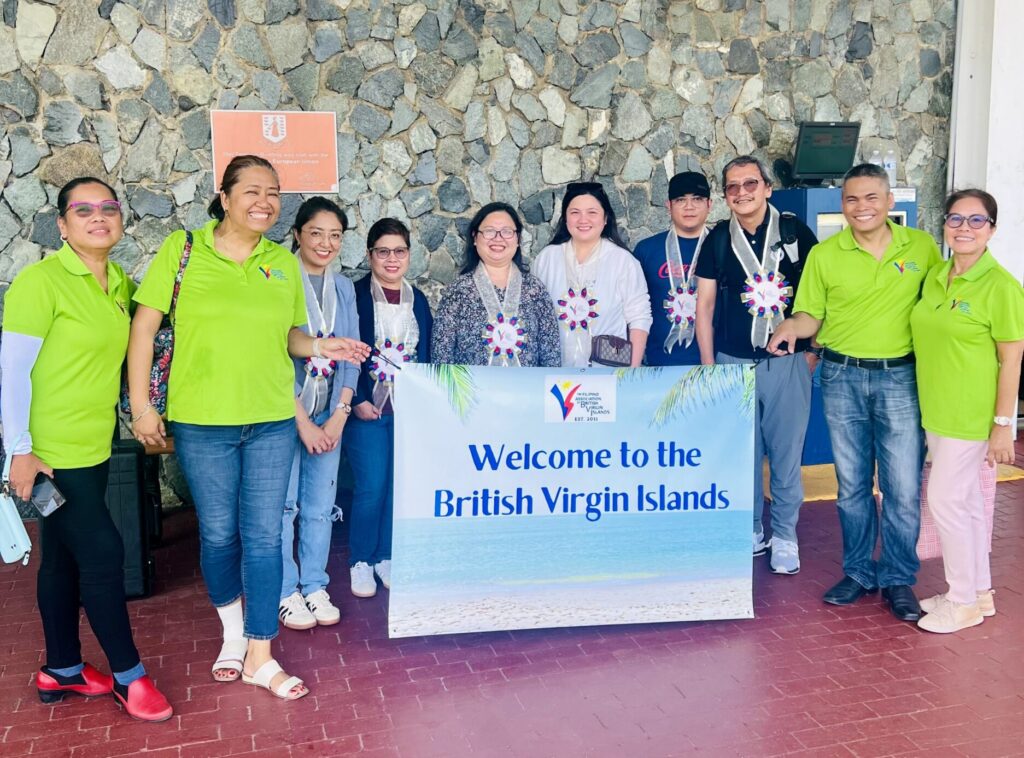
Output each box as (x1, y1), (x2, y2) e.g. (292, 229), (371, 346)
(892, 259), (920, 275)
(950, 298), (972, 314)
(549, 381), (581, 420)
(258, 265), (287, 281)
(262, 114), (287, 143)
(544, 375), (617, 423)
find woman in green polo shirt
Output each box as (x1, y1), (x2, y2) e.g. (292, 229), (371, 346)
(0, 177), (172, 721)
(127, 156), (368, 700)
(911, 189), (1024, 634)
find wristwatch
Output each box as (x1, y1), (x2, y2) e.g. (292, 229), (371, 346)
(993, 416), (1013, 427)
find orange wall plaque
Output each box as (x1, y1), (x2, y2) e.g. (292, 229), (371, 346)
(210, 110), (339, 193)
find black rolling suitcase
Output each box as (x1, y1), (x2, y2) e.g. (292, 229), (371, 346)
(107, 439), (154, 598)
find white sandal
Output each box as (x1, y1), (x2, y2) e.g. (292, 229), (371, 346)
(211, 639), (247, 682)
(241, 659), (307, 700)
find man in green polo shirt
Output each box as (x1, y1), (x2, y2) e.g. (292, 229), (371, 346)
(768, 163), (941, 622)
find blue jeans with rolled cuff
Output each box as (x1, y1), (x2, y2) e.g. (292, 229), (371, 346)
(172, 419), (297, 640)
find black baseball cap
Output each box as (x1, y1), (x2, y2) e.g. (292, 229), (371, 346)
(668, 171), (711, 200)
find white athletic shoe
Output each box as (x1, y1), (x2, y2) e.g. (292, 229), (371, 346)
(753, 530), (769, 557)
(374, 560), (391, 589)
(303, 589), (341, 626)
(769, 538), (800, 575)
(279, 591), (317, 630)
(350, 561), (377, 598)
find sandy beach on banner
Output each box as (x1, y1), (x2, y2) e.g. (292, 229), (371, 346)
(388, 577), (752, 637)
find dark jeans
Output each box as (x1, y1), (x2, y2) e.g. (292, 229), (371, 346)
(343, 415), (394, 566)
(39, 462), (141, 673)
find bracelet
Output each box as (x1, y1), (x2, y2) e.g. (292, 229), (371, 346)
(131, 404), (155, 424)
(338, 402), (352, 415)
(312, 337), (323, 358)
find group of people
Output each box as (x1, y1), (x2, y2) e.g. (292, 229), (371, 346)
(1, 150), (1021, 721)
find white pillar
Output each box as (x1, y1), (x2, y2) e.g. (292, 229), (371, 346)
(949, 0), (1024, 280)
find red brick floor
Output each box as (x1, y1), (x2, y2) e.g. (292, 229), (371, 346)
(3, 463), (1024, 758)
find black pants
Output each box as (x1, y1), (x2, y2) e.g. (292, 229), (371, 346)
(38, 461), (140, 673)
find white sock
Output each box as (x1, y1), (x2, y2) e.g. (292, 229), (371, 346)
(216, 599), (244, 642)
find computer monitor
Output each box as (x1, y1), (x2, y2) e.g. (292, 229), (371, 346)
(791, 122), (861, 184)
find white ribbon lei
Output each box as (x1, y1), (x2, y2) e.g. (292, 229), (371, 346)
(662, 226), (707, 353)
(298, 267), (339, 417)
(473, 263), (526, 366)
(369, 276), (418, 410)
(728, 206), (796, 349)
(557, 240), (604, 366)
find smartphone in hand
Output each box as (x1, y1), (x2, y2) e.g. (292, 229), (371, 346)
(14, 474), (66, 517)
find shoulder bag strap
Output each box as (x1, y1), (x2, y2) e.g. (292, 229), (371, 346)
(168, 231), (193, 323)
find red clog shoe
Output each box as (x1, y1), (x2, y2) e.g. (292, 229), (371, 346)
(112, 675), (173, 722)
(37, 663), (114, 703)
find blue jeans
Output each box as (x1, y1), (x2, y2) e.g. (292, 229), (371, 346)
(281, 409), (343, 599)
(820, 361), (924, 588)
(172, 420), (297, 640)
(342, 415), (394, 566)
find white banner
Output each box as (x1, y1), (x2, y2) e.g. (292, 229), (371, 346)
(389, 365), (755, 638)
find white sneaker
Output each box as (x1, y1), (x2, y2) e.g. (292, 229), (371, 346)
(279, 591), (317, 630)
(921, 590), (996, 617)
(350, 561), (377, 598)
(303, 589), (341, 626)
(917, 596), (983, 634)
(753, 530), (769, 557)
(769, 538), (800, 574)
(374, 560), (391, 589)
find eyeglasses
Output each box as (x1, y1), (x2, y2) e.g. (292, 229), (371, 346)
(304, 229), (344, 245)
(67, 200), (122, 219)
(370, 246), (410, 260)
(724, 179), (763, 198)
(670, 196), (709, 207)
(944, 213), (994, 230)
(477, 228), (518, 240)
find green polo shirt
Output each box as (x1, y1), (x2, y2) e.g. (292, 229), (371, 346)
(133, 220), (306, 425)
(2, 245), (134, 468)
(794, 221), (941, 358)
(911, 251), (1024, 440)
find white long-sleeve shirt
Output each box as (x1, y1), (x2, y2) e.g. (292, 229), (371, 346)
(533, 240), (652, 367)
(0, 331), (43, 455)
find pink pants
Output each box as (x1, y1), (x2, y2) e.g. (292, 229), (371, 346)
(925, 431), (991, 605)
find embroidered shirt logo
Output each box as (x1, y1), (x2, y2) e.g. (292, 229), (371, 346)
(892, 260), (920, 275)
(950, 298), (972, 314)
(258, 265), (287, 281)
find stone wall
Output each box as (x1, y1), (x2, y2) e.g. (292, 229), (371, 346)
(0, 0), (956, 311)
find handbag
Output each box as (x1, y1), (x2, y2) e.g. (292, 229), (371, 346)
(590, 334), (632, 367)
(1, 434), (33, 565)
(119, 231), (193, 415)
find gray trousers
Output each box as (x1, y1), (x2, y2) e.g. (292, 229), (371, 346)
(717, 351), (812, 542)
